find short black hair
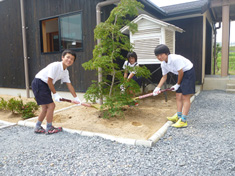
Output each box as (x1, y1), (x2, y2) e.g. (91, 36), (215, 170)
(127, 51), (137, 62)
(62, 49), (77, 61)
(154, 44), (170, 56)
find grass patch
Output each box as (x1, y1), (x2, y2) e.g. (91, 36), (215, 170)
(215, 46), (235, 75)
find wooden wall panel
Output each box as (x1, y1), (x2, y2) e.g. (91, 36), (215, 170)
(167, 17), (203, 84)
(0, 0), (25, 89)
(0, 0), (117, 92)
(24, 0), (109, 92)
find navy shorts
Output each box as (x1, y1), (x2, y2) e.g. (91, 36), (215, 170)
(31, 78), (53, 105)
(176, 67), (195, 95)
(132, 75), (142, 87)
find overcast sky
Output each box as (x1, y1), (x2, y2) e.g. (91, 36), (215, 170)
(149, 0), (235, 43)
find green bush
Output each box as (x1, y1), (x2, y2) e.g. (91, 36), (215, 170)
(0, 96), (39, 119)
(7, 98), (23, 114)
(20, 101), (39, 119)
(0, 98), (8, 110)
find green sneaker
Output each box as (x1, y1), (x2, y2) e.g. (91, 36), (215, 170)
(172, 119), (187, 128)
(167, 114), (179, 123)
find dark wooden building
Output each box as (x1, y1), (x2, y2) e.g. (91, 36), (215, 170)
(0, 0), (114, 92)
(1, 0), (229, 93)
(0, 0), (166, 93)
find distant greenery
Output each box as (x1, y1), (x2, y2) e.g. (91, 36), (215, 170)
(215, 45), (235, 75)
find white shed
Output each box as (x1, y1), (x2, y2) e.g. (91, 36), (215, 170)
(121, 14), (184, 64)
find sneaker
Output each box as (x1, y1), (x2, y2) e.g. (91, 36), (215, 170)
(172, 119), (187, 128)
(34, 126), (46, 134)
(45, 126), (63, 135)
(167, 114), (179, 123)
(134, 102), (139, 106)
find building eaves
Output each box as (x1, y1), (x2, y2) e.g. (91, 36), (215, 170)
(161, 0), (209, 17)
(138, 0), (167, 18)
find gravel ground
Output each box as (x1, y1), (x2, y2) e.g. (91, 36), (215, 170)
(0, 90), (235, 176)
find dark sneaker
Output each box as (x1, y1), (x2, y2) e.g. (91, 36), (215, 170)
(34, 126), (46, 134)
(45, 126), (63, 135)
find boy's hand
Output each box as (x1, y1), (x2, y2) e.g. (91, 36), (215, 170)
(153, 87), (161, 96)
(53, 93), (62, 102)
(171, 84), (180, 91)
(74, 97), (81, 105)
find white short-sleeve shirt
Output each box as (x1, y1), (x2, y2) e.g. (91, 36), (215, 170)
(161, 54), (193, 75)
(35, 61), (71, 84)
(122, 61), (139, 74)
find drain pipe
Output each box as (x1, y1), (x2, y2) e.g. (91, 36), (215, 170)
(20, 0), (30, 98)
(96, 0), (120, 104)
(213, 22), (221, 75)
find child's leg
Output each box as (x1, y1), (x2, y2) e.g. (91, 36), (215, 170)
(44, 102), (62, 134)
(181, 94), (192, 122)
(182, 94), (191, 116)
(172, 94), (191, 128)
(35, 105), (48, 133)
(167, 93), (183, 122)
(176, 93), (183, 113)
(37, 105), (48, 122)
(45, 102), (55, 124)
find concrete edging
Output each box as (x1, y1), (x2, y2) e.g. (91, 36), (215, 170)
(0, 120), (17, 129)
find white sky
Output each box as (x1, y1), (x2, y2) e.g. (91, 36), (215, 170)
(150, 0), (235, 43)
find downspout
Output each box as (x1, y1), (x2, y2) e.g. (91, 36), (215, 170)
(213, 22), (221, 75)
(96, 0), (120, 104)
(20, 0), (30, 98)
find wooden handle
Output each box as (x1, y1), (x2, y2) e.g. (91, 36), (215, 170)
(59, 98), (72, 103)
(134, 88), (174, 100)
(59, 98), (91, 107)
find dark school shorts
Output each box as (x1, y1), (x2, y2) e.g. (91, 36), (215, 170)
(176, 67), (196, 95)
(31, 78), (53, 105)
(132, 75), (142, 87)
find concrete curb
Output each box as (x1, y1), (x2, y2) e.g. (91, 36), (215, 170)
(148, 121), (174, 144)
(0, 120), (17, 129)
(17, 90), (200, 147)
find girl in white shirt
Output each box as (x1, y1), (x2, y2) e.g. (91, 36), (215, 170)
(122, 52), (142, 106)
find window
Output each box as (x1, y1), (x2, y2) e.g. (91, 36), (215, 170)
(40, 12), (82, 53)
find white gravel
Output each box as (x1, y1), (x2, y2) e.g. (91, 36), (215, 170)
(0, 90), (235, 176)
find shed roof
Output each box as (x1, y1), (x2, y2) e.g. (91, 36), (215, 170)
(120, 14), (184, 34)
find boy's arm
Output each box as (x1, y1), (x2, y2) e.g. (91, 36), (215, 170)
(157, 74), (167, 88)
(48, 77), (62, 102)
(177, 69), (184, 84)
(153, 75), (167, 96)
(66, 83), (77, 98)
(66, 83), (81, 104)
(171, 69), (184, 91)
(47, 78), (56, 94)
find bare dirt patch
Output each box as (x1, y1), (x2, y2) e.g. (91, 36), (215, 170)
(0, 92), (177, 140)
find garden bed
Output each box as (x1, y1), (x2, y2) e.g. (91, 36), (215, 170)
(0, 92), (177, 140)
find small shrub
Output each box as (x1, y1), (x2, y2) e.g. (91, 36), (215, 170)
(20, 101), (39, 119)
(0, 98), (8, 110)
(0, 96), (39, 119)
(7, 98), (23, 114)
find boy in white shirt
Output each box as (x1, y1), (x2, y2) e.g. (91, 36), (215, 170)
(31, 49), (81, 134)
(153, 44), (195, 128)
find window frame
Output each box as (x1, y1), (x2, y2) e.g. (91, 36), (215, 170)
(39, 11), (83, 54)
